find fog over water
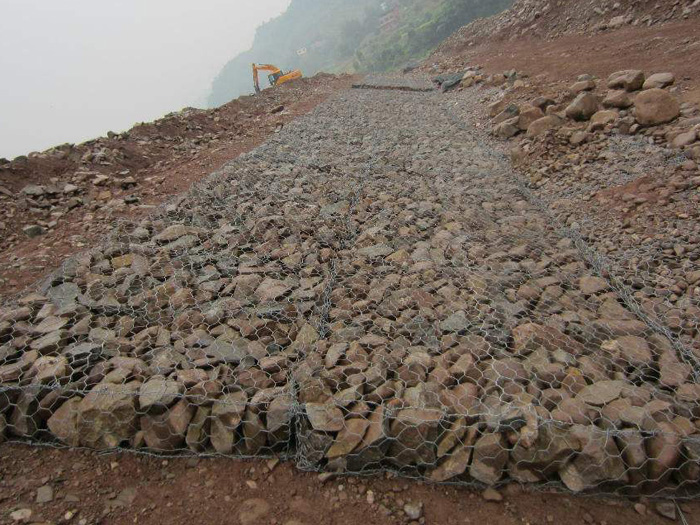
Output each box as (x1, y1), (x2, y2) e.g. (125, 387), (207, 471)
(0, 0), (290, 159)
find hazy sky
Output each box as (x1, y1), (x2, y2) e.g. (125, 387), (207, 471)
(0, 0), (291, 159)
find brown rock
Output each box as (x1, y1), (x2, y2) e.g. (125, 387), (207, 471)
(140, 399), (195, 451)
(646, 422), (682, 482)
(672, 130), (697, 149)
(565, 93), (599, 121)
(326, 418), (370, 459)
(306, 403), (344, 432)
(608, 70), (645, 91)
(603, 90), (634, 109)
(255, 278), (291, 302)
(579, 275), (608, 295)
(153, 224), (203, 243)
(482, 487), (503, 502)
(429, 445), (472, 482)
(267, 393), (293, 446)
(601, 336), (653, 370)
(78, 382), (140, 449)
(511, 424), (580, 476)
(559, 425), (628, 492)
(511, 323), (585, 356)
(139, 376), (183, 411)
(470, 432), (508, 485)
(576, 380), (626, 407)
(658, 349), (691, 388)
(493, 104), (519, 124)
(643, 73), (674, 90)
(618, 430), (648, 486)
(570, 131), (589, 145)
(634, 89), (680, 126)
(185, 406), (211, 452)
(588, 110), (618, 131)
(47, 397), (81, 446)
(494, 118), (520, 138)
(242, 407), (267, 455)
(389, 408), (443, 466)
(517, 105), (545, 131)
(569, 80), (596, 93)
(526, 115), (563, 137)
(210, 391), (248, 454)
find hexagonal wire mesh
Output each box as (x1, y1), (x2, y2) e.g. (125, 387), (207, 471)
(0, 75), (699, 499)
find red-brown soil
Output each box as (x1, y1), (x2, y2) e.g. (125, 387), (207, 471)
(426, 19), (700, 104)
(1, 444), (697, 525)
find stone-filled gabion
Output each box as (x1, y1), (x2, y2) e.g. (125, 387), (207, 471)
(1, 75), (699, 497)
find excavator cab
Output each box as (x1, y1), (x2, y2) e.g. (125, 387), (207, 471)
(252, 63), (303, 94)
(268, 71), (283, 87)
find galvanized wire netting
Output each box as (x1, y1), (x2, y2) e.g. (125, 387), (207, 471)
(1, 75), (699, 498)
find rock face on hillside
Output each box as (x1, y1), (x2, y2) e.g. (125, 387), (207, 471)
(1, 74), (699, 496)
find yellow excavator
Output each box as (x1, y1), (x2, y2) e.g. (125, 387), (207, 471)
(252, 63), (303, 94)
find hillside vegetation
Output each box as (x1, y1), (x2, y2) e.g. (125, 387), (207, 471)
(208, 0), (512, 106)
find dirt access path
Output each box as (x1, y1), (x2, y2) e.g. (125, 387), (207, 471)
(1, 444), (692, 525)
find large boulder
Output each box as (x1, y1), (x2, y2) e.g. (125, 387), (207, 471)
(588, 110), (619, 131)
(565, 93), (599, 121)
(494, 118), (520, 139)
(559, 425), (628, 492)
(139, 376), (183, 411)
(602, 90), (634, 109)
(306, 402), (344, 432)
(389, 408), (443, 466)
(634, 89), (680, 126)
(140, 399), (195, 451)
(643, 72), (675, 90)
(569, 79), (596, 94)
(47, 397), (82, 446)
(77, 382), (140, 449)
(526, 115), (563, 137)
(210, 391), (248, 454)
(607, 70), (645, 92)
(470, 432), (508, 485)
(516, 105), (545, 131)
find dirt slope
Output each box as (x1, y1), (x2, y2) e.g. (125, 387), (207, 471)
(433, 0), (699, 55)
(0, 74), (355, 298)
